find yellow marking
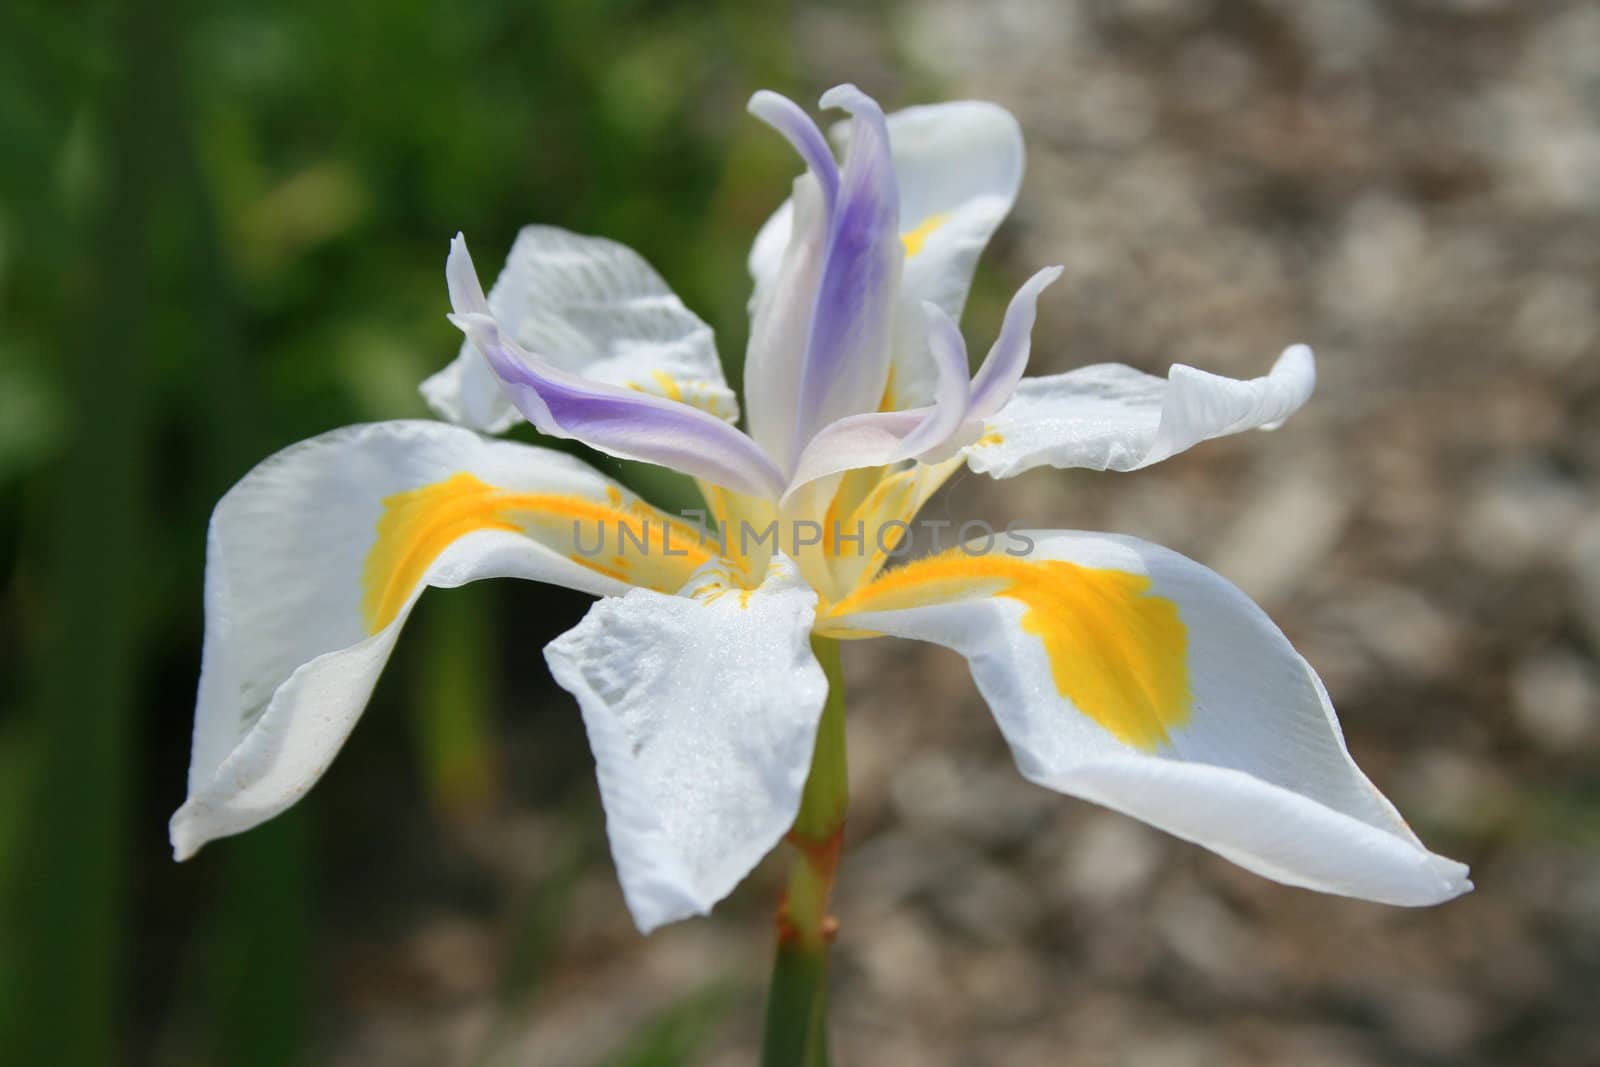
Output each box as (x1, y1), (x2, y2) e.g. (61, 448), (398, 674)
(830, 553), (1191, 750)
(699, 481), (729, 529)
(826, 455), (963, 593)
(822, 485), (844, 556)
(649, 370), (684, 402)
(900, 213), (949, 258)
(623, 372), (738, 417)
(877, 366), (897, 412)
(681, 555), (769, 611)
(975, 430), (1004, 448)
(849, 470), (914, 573)
(363, 472), (710, 632)
(580, 559), (631, 584)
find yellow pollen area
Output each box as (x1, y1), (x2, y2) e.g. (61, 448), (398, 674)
(362, 472), (710, 633)
(681, 559), (766, 610)
(900, 213), (949, 258)
(649, 370), (684, 402)
(974, 430), (1004, 448)
(624, 372), (737, 418)
(829, 553), (1191, 750)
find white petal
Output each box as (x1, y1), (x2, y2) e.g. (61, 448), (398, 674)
(171, 421), (714, 861)
(422, 226), (739, 432)
(881, 101), (1025, 411)
(544, 554), (828, 933)
(965, 345), (1316, 478)
(825, 531), (1470, 906)
(789, 85), (903, 455)
(748, 195), (794, 306)
(745, 173), (830, 469)
(420, 347), (523, 434)
(447, 237), (787, 500)
(885, 101), (1024, 322)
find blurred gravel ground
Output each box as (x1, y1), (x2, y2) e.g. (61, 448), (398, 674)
(320, 3), (1600, 1064)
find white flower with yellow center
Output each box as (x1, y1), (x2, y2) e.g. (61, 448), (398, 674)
(171, 84), (1469, 933)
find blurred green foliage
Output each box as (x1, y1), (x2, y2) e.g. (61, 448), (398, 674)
(0, 0), (927, 1063)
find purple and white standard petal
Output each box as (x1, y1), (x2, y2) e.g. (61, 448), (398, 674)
(448, 236), (787, 499)
(745, 94), (839, 469)
(826, 532), (1470, 906)
(965, 344), (1316, 478)
(169, 421), (702, 860)
(754, 99), (1028, 413)
(424, 227), (740, 433)
(545, 554), (829, 933)
(789, 85), (903, 457)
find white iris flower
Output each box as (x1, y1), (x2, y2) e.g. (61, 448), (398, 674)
(171, 85), (1470, 933)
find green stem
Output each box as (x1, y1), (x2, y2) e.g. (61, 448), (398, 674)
(761, 636), (847, 1067)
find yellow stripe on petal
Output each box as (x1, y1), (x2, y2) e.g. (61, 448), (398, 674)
(830, 553), (1191, 749)
(901, 213), (949, 258)
(362, 472), (712, 632)
(649, 370), (684, 402)
(877, 366), (897, 412)
(825, 456), (964, 595)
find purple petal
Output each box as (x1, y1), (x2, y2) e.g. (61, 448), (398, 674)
(786, 302), (975, 495)
(748, 91), (840, 210)
(894, 302), (974, 457)
(967, 265), (1064, 418)
(448, 236), (786, 499)
(790, 85), (902, 460)
(744, 93), (842, 471)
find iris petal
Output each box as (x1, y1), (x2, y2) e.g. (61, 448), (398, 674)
(448, 235), (787, 500)
(789, 85), (903, 460)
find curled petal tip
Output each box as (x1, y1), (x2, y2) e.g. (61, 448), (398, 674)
(1016, 265), (1064, 299)
(747, 88), (783, 115)
(964, 267), (1063, 417)
(169, 806), (205, 862)
(1269, 343), (1317, 407)
(819, 83), (879, 115)
(748, 90), (839, 200)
